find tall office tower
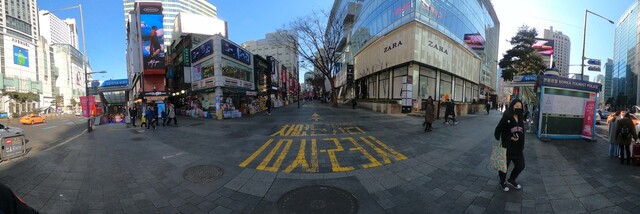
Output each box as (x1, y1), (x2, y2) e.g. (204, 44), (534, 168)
(0, 0), (42, 114)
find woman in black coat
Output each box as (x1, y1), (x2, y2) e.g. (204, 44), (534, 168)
(494, 99), (526, 192)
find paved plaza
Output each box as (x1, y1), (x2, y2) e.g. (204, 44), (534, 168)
(1, 101), (638, 213)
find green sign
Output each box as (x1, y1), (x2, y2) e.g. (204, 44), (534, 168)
(183, 48), (191, 66)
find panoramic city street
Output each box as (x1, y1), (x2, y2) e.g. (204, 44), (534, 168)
(1, 102), (638, 213)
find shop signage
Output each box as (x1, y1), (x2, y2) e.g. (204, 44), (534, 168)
(144, 91), (168, 96)
(513, 75), (537, 82)
(183, 48), (191, 66)
(536, 75), (602, 92)
(428, 40), (448, 55)
(11, 38), (30, 47)
(223, 76), (254, 90)
(146, 96), (167, 101)
(191, 40), (213, 63)
(246, 91), (257, 96)
(100, 79), (128, 87)
(192, 76), (216, 90)
(221, 39), (251, 65)
(384, 40), (403, 53)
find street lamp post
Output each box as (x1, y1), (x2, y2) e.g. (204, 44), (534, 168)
(44, 4), (92, 132)
(580, 10), (614, 80)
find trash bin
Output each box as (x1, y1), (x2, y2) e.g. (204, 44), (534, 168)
(1, 135), (26, 161)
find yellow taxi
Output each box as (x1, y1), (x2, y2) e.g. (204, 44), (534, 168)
(20, 114), (46, 125)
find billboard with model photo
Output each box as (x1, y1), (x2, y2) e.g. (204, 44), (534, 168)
(13, 45), (29, 67)
(139, 2), (165, 74)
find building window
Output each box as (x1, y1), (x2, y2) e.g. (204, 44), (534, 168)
(392, 66), (407, 99)
(368, 74), (377, 99)
(439, 73), (452, 101)
(419, 66), (436, 99)
(379, 71), (390, 99)
(455, 77), (464, 102)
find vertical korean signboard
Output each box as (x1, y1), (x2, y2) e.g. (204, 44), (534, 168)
(581, 99), (596, 139)
(139, 2), (165, 74)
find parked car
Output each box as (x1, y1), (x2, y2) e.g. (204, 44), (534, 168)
(19, 114), (45, 125)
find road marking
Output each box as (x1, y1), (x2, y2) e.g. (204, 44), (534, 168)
(323, 138), (354, 172)
(239, 139), (274, 167)
(262, 139), (293, 172)
(257, 139), (286, 171)
(284, 139), (319, 173)
(42, 126), (57, 130)
(43, 129), (87, 152)
(162, 152), (185, 159)
(312, 113), (321, 122)
(344, 137), (381, 169)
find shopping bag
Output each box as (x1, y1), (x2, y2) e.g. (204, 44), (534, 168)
(490, 141), (507, 173)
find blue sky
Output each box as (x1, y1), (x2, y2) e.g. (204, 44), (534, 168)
(37, 0), (632, 83)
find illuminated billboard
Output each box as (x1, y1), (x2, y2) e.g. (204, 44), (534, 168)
(463, 34), (484, 50)
(13, 46), (29, 67)
(139, 2), (165, 74)
(533, 38), (554, 56)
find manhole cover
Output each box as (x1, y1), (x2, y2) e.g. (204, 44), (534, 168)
(131, 137), (145, 141)
(183, 165), (223, 183)
(190, 123), (204, 127)
(277, 185), (358, 214)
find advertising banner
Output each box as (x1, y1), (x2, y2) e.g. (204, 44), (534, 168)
(13, 45), (29, 67)
(139, 2), (165, 74)
(582, 100), (596, 138)
(80, 96), (95, 118)
(533, 39), (554, 56)
(191, 39), (213, 64)
(463, 33), (485, 50)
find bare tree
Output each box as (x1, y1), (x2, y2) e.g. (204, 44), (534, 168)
(305, 71), (326, 97)
(278, 11), (343, 107)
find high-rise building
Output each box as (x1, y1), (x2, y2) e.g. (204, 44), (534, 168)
(242, 32), (299, 78)
(543, 26), (571, 77)
(570, 74), (589, 81)
(614, 1), (639, 106)
(604, 58), (613, 101)
(330, 0), (499, 109)
(38, 11), (79, 48)
(0, 0), (43, 115)
(123, 0), (218, 49)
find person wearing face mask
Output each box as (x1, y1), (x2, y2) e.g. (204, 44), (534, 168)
(494, 99), (526, 192)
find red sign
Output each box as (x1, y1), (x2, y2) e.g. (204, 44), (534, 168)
(80, 96), (96, 118)
(582, 100), (596, 138)
(5, 138), (11, 145)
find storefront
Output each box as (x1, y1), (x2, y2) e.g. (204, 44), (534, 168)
(189, 35), (255, 119)
(354, 22), (483, 114)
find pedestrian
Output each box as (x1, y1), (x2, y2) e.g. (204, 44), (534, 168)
(129, 107), (138, 127)
(608, 111), (621, 157)
(485, 102), (491, 115)
(167, 103), (177, 126)
(146, 107), (156, 130)
(161, 109), (167, 127)
(140, 114), (147, 128)
(266, 97), (272, 115)
(352, 98), (357, 109)
(616, 112), (637, 164)
(424, 96), (435, 132)
(0, 182), (39, 214)
(494, 99), (526, 192)
(444, 99), (458, 125)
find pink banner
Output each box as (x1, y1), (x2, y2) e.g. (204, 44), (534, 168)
(79, 96), (95, 118)
(582, 100), (596, 138)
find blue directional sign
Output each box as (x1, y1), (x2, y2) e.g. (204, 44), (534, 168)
(587, 66), (601, 71)
(587, 59), (601, 66)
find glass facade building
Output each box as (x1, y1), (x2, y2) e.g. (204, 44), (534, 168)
(342, 0), (499, 105)
(613, 1), (638, 106)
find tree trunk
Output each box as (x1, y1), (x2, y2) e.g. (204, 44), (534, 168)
(330, 79), (338, 107)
